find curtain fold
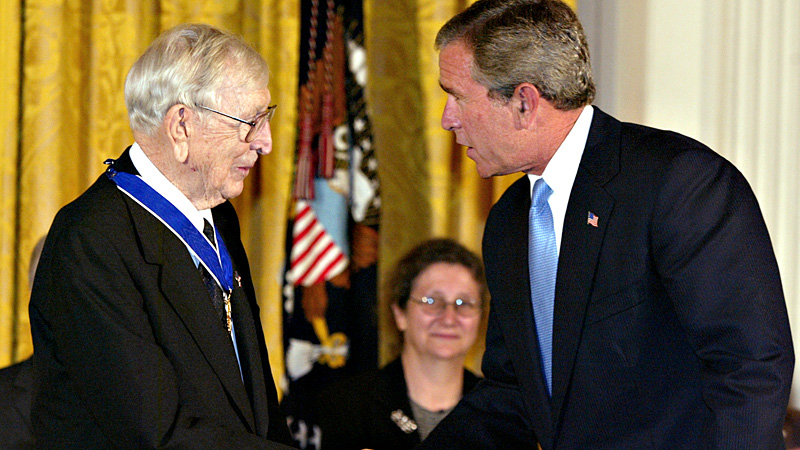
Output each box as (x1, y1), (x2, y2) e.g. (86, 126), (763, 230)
(0, 0), (22, 365)
(239, 0), (301, 389)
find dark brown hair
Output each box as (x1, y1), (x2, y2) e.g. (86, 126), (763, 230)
(386, 238), (488, 310)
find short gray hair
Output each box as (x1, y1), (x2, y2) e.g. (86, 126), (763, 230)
(125, 23), (270, 135)
(436, 0), (594, 110)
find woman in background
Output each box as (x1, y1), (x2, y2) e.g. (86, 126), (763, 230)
(317, 238), (487, 450)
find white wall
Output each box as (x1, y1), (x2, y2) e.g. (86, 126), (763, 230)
(579, 0), (800, 405)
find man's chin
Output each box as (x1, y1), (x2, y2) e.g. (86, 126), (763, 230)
(467, 155), (496, 179)
(473, 163), (497, 179)
(222, 185), (244, 201)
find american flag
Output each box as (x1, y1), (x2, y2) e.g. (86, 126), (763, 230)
(587, 211), (599, 227)
(285, 200), (348, 286)
(281, 2), (380, 446)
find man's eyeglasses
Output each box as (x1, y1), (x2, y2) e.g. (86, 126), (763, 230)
(198, 104), (277, 143)
(409, 296), (482, 318)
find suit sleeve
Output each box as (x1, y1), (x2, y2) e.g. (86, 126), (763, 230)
(651, 148), (793, 448)
(315, 378), (370, 450)
(30, 211), (295, 450)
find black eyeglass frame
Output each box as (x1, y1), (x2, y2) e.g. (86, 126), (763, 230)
(198, 104), (277, 143)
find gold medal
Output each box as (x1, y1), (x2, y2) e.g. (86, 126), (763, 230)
(224, 291), (232, 333)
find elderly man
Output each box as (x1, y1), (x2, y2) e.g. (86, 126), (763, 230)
(29, 24), (295, 449)
(419, 1), (794, 449)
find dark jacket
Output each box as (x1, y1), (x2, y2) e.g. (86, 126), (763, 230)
(29, 149), (295, 449)
(0, 357), (34, 450)
(420, 108), (794, 449)
(317, 358), (480, 450)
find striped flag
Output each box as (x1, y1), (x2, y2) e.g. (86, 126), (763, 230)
(281, 1), (380, 448)
(587, 211), (599, 227)
(286, 200), (348, 287)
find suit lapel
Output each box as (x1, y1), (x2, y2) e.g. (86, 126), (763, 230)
(550, 108), (620, 433)
(113, 152), (256, 432)
(376, 360), (421, 447)
(486, 176), (556, 442)
(212, 203), (272, 436)
(229, 268), (270, 436)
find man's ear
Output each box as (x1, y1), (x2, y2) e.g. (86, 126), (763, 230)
(165, 104), (191, 163)
(513, 83), (540, 129)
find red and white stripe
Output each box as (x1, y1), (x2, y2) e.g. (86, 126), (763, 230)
(287, 200), (348, 286)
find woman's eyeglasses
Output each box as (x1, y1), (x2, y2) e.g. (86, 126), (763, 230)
(408, 295), (481, 317)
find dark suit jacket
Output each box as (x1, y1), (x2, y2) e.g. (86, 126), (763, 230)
(419, 108), (794, 449)
(317, 358), (480, 450)
(0, 357), (34, 449)
(29, 149), (295, 449)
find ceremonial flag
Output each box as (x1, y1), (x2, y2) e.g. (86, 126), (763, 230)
(281, 1), (380, 448)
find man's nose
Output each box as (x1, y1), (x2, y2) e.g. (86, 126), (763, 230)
(441, 97), (460, 131)
(251, 121), (272, 155)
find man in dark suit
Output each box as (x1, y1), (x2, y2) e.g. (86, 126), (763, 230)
(0, 357), (34, 449)
(0, 236), (45, 450)
(419, 1), (794, 449)
(29, 24), (295, 449)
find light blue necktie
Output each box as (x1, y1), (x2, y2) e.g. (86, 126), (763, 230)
(529, 178), (557, 396)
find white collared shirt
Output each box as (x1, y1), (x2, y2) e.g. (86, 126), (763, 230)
(129, 143), (243, 380)
(528, 105), (594, 256)
(129, 142), (215, 243)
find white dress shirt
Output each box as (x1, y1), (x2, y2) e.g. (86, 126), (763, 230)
(527, 105), (594, 256)
(129, 143), (242, 379)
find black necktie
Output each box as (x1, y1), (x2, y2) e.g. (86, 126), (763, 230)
(200, 219), (227, 329)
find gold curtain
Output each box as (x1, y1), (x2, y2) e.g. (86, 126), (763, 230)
(1, 0), (574, 383)
(0, 1), (300, 388)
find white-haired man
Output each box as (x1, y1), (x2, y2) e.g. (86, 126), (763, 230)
(30, 24), (296, 449)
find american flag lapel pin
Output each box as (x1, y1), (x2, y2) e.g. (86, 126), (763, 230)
(587, 211), (599, 227)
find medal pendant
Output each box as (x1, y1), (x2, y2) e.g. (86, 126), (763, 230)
(224, 291), (232, 333)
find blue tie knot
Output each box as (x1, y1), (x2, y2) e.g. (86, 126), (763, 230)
(531, 178), (553, 211)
